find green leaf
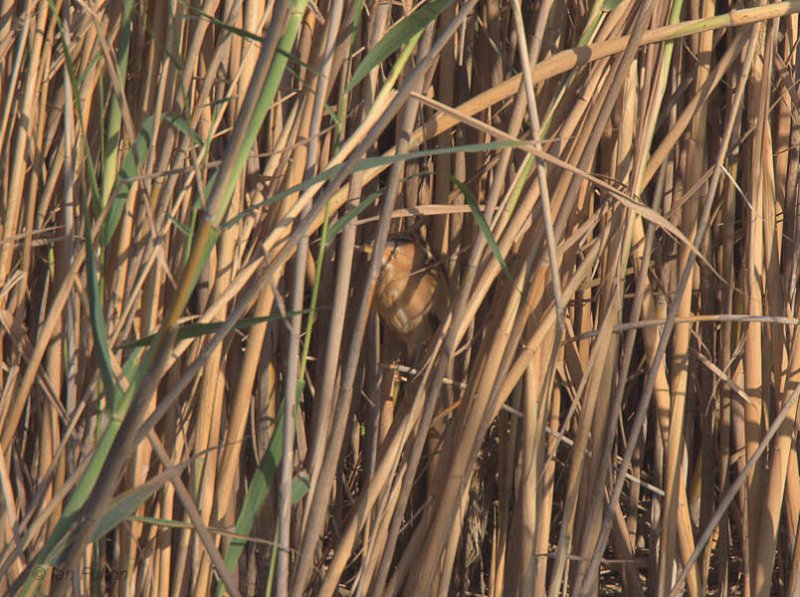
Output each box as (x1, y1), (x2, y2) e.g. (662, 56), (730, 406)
(115, 310), (313, 350)
(347, 0), (454, 92)
(219, 398), (287, 587)
(101, 115), (154, 246)
(325, 191), (381, 241)
(507, 154), (535, 215)
(450, 175), (511, 280)
(334, 0), (364, 150)
(162, 111), (202, 145)
(292, 473), (311, 503)
(131, 516), (192, 530)
(323, 102), (342, 127)
(223, 140), (527, 229)
(55, 7), (125, 411)
(186, 6), (316, 73)
(91, 461), (189, 541)
(214, 405), (312, 597)
(101, 112), (202, 246)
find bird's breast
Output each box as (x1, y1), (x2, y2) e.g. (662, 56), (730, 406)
(376, 269), (439, 336)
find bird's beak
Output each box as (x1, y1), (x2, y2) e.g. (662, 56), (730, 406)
(355, 242), (375, 256)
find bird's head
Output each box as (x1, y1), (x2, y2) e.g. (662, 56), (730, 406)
(381, 234), (416, 268)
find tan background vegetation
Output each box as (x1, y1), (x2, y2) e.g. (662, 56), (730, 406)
(2, 0), (800, 595)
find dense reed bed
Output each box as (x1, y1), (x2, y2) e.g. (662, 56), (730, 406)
(3, 0), (800, 594)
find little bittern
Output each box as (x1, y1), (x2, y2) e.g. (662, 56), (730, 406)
(374, 233), (449, 352)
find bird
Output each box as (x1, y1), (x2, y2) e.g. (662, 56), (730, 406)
(374, 232), (450, 354)
(374, 233), (453, 517)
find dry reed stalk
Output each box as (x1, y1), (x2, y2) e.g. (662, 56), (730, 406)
(6, 1), (800, 595)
